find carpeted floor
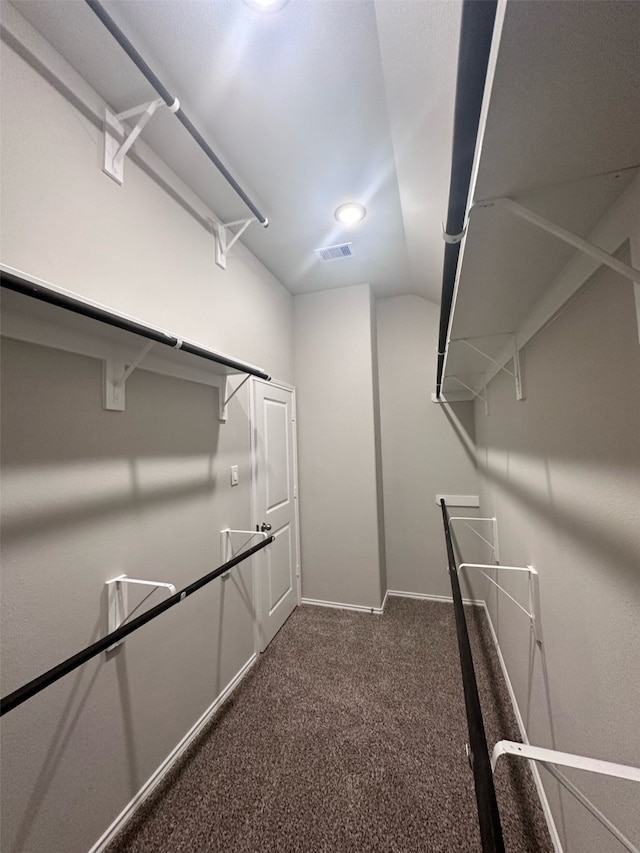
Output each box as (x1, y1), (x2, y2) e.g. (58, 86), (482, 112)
(107, 598), (553, 852)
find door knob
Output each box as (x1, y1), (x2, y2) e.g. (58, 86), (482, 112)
(260, 522), (272, 532)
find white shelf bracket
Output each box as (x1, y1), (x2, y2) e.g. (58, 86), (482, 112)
(449, 517), (500, 563)
(492, 741), (640, 853)
(218, 374), (251, 422)
(459, 562), (542, 645)
(451, 335), (524, 401)
(219, 528), (268, 577)
(105, 573), (176, 650)
(448, 375), (489, 415)
(103, 341), (156, 411)
(476, 196), (640, 285)
(513, 335), (523, 400)
(103, 96), (180, 184)
(214, 218), (257, 270)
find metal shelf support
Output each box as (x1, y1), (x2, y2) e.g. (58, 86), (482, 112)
(219, 528), (269, 577)
(459, 562), (542, 646)
(476, 196), (640, 285)
(218, 374), (251, 422)
(214, 218), (257, 270)
(105, 573), (177, 650)
(451, 334), (523, 400)
(448, 375), (489, 415)
(103, 97), (180, 184)
(450, 516), (499, 562)
(492, 741), (640, 853)
(103, 341), (156, 411)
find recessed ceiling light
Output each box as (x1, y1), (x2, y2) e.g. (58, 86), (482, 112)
(244, 0), (288, 12)
(335, 203), (366, 226)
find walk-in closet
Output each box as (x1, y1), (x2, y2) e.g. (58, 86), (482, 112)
(1, 1), (638, 851)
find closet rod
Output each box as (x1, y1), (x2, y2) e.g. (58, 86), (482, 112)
(440, 499), (506, 853)
(436, 0), (498, 398)
(0, 535), (274, 717)
(0, 269), (271, 380)
(84, 0), (268, 227)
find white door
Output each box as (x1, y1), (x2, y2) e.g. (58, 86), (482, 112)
(251, 379), (299, 651)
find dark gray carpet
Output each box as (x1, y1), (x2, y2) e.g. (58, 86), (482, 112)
(107, 598), (553, 852)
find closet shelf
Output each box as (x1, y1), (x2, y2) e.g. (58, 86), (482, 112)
(440, 0), (639, 402)
(0, 264), (271, 413)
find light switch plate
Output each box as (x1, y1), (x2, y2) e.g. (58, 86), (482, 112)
(230, 465), (239, 486)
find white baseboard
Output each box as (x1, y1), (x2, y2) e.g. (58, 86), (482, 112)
(301, 591), (485, 613)
(301, 597), (385, 615)
(88, 652), (257, 853)
(481, 603), (563, 853)
(386, 589), (485, 607)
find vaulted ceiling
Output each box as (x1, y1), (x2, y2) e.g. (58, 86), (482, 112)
(11, 0), (463, 303)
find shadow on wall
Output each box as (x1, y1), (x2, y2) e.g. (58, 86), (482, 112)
(1, 339), (223, 543)
(450, 525), (490, 604)
(0, 340), (242, 852)
(8, 619), (106, 853)
(438, 401), (483, 601)
(215, 569), (254, 698)
(1, 354), (222, 465)
(479, 454), (638, 585)
(1, 471), (220, 543)
(440, 401), (476, 469)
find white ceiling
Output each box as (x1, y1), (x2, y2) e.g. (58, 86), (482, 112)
(10, 0), (463, 303)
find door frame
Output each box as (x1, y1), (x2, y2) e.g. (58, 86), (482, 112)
(249, 377), (301, 654)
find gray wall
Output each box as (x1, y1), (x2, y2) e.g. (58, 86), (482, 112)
(294, 284), (385, 608)
(376, 295), (484, 599)
(0, 10), (293, 852)
(1, 340), (259, 853)
(0, 6), (293, 383)
(475, 259), (640, 852)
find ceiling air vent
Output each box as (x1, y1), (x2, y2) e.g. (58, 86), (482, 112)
(314, 242), (354, 262)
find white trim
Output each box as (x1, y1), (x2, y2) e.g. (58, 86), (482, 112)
(386, 590), (484, 607)
(258, 377), (295, 393)
(290, 387), (302, 605)
(301, 590), (485, 612)
(301, 597), (385, 615)
(87, 652), (257, 853)
(249, 377), (301, 652)
(481, 602), (564, 853)
(248, 378), (260, 655)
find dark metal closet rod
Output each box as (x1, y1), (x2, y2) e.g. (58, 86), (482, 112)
(440, 499), (506, 853)
(0, 535), (274, 717)
(84, 0), (268, 227)
(436, 0), (498, 398)
(0, 270), (271, 381)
